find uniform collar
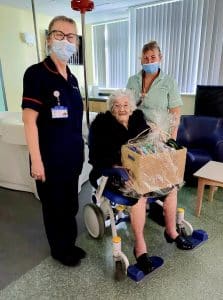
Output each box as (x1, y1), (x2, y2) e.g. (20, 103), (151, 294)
(43, 56), (72, 76)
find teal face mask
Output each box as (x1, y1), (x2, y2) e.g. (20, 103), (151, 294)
(142, 62), (160, 74)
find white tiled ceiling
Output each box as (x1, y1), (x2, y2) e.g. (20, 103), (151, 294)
(0, 0), (156, 23)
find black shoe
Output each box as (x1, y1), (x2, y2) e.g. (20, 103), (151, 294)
(74, 246), (87, 259)
(164, 230), (194, 250)
(133, 249), (153, 275)
(51, 252), (81, 267)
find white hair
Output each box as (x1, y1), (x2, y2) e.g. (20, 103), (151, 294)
(108, 89), (136, 112)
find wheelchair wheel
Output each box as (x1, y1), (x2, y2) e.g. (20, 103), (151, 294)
(83, 203), (105, 239)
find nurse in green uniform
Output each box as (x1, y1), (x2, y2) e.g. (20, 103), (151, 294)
(127, 40), (182, 139)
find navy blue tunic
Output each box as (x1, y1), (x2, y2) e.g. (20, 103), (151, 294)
(22, 56), (84, 181)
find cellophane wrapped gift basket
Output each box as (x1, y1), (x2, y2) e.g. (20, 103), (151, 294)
(121, 111), (186, 196)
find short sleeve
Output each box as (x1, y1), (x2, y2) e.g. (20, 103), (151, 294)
(126, 75), (140, 102)
(168, 78), (183, 108)
(21, 65), (43, 112)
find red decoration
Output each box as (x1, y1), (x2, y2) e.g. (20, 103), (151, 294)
(71, 0), (94, 14)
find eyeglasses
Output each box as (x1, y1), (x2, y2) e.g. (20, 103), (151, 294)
(48, 30), (78, 43)
(113, 104), (130, 110)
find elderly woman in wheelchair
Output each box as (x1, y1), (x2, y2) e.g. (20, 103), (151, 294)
(86, 89), (194, 276)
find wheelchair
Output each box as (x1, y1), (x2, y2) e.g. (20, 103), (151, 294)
(83, 167), (201, 281)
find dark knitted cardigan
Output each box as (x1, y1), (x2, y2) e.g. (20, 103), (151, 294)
(88, 109), (149, 171)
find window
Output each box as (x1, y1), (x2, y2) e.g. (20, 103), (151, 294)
(92, 0), (223, 93)
(129, 0), (223, 93)
(68, 35), (83, 65)
(92, 20), (129, 88)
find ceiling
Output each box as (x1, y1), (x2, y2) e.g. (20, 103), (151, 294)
(0, 0), (156, 23)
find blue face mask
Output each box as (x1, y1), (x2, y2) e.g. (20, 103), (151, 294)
(51, 40), (77, 62)
(142, 62), (160, 74)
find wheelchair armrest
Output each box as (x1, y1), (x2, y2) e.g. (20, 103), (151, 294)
(101, 167), (129, 181)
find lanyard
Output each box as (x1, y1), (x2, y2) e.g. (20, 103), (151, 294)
(136, 70), (158, 107)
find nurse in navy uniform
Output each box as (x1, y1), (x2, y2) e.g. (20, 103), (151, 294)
(22, 15), (86, 266)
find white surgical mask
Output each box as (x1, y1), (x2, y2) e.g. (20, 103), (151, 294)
(51, 40), (77, 62)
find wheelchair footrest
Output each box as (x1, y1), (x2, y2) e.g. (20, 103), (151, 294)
(127, 256), (164, 282)
(187, 229), (208, 248)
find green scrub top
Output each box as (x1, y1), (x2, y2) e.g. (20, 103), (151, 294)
(126, 70), (183, 129)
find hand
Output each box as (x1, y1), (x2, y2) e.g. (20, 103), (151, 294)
(31, 160), (46, 182)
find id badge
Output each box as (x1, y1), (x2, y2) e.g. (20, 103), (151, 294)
(51, 106), (68, 119)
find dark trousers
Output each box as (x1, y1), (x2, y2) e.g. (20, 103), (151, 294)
(36, 175), (79, 257)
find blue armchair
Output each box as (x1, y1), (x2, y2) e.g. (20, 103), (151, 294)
(176, 115), (223, 185)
